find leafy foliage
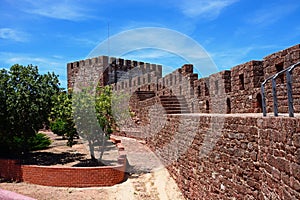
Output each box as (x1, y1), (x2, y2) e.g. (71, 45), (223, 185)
(50, 92), (77, 146)
(95, 86), (114, 135)
(28, 133), (52, 151)
(0, 64), (60, 156)
(72, 85), (115, 161)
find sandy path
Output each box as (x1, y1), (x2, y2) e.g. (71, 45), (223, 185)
(0, 168), (184, 200)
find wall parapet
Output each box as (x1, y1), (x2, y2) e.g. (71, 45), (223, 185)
(141, 113), (300, 199)
(67, 44), (300, 115)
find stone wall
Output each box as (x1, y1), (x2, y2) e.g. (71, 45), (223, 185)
(67, 44), (300, 116)
(230, 61), (264, 113)
(142, 113), (300, 199)
(67, 56), (162, 91)
(263, 44), (300, 113)
(66, 44), (300, 198)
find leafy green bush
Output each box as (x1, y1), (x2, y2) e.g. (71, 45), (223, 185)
(0, 64), (60, 156)
(0, 133), (51, 157)
(28, 133), (52, 151)
(50, 92), (78, 146)
(50, 118), (66, 137)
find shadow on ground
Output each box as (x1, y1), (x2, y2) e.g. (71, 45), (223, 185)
(21, 152), (85, 166)
(72, 159), (105, 167)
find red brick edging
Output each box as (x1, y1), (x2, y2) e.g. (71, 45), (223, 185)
(0, 136), (126, 187)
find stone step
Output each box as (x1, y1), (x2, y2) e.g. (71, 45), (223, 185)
(163, 109), (190, 113)
(134, 91), (156, 101)
(166, 110), (190, 114)
(158, 95), (190, 114)
(159, 96), (186, 100)
(135, 91), (155, 94)
(162, 105), (189, 108)
(160, 98), (187, 102)
(160, 102), (189, 105)
(160, 101), (188, 105)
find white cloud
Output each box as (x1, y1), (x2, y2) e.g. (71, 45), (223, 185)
(15, 0), (93, 21)
(179, 0), (239, 19)
(0, 28), (28, 42)
(88, 27), (219, 77)
(247, 3), (298, 26)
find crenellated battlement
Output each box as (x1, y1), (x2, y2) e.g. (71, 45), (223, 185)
(66, 44), (300, 200)
(67, 44), (300, 115)
(67, 56), (162, 90)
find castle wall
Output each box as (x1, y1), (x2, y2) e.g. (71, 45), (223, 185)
(67, 45), (300, 199)
(143, 113), (300, 200)
(67, 56), (162, 91)
(263, 44), (300, 113)
(193, 78), (210, 113)
(230, 60), (264, 113)
(67, 44), (300, 115)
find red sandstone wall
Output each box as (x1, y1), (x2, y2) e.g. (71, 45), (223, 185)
(67, 44), (300, 116)
(65, 44), (300, 198)
(143, 114), (300, 199)
(67, 56), (162, 90)
(230, 61), (264, 113)
(193, 78), (210, 113)
(263, 44), (300, 113)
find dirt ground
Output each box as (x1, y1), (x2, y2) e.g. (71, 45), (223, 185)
(0, 132), (185, 200)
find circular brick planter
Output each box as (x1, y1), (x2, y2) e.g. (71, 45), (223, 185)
(0, 136), (126, 187)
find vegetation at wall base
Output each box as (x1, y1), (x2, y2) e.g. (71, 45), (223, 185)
(0, 64), (60, 157)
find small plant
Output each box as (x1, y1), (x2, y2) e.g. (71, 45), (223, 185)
(0, 133), (52, 157)
(50, 92), (77, 146)
(73, 85), (115, 161)
(50, 118), (67, 137)
(28, 133), (52, 151)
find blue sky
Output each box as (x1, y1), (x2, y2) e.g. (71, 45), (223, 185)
(0, 0), (299, 88)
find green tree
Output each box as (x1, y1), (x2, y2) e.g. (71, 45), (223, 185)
(72, 85), (114, 161)
(0, 64), (60, 156)
(50, 91), (77, 146)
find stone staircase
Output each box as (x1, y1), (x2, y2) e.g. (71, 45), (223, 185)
(159, 95), (190, 114)
(134, 91), (156, 101)
(130, 91), (156, 111)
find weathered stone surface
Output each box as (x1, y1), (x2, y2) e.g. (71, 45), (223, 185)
(67, 44), (300, 199)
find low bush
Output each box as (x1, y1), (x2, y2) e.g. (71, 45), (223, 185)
(0, 133), (51, 158)
(28, 133), (52, 151)
(50, 119), (66, 137)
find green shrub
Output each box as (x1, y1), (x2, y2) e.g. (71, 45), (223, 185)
(0, 133), (51, 157)
(0, 64), (60, 156)
(50, 118), (66, 136)
(28, 133), (52, 151)
(50, 92), (78, 146)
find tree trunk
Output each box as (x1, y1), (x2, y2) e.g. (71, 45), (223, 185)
(98, 133), (106, 161)
(88, 140), (96, 161)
